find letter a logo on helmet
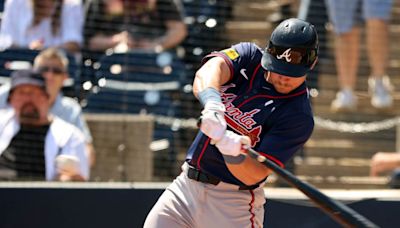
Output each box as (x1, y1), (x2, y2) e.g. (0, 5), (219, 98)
(276, 48), (292, 62)
(261, 18), (319, 77)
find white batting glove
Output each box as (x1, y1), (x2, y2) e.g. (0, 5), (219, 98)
(200, 101), (227, 141)
(215, 130), (251, 157)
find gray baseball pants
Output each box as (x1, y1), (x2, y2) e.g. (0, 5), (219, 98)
(143, 163), (265, 228)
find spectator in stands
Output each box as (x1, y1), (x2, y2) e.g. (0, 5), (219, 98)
(370, 151), (400, 176)
(0, 48), (96, 167)
(0, 69), (89, 181)
(84, 0), (187, 54)
(0, 0), (83, 54)
(325, 0), (394, 111)
(370, 151), (400, 188)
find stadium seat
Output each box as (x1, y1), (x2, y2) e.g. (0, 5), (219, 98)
(82, 51), (187, 176)
(83, 51), (184, 115)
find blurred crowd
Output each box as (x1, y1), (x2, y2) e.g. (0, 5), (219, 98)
(0, 0), (230, 182)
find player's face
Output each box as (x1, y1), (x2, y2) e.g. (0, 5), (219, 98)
(266, 72), (306, 94)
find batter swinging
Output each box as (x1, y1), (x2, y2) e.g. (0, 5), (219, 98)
(144, 18), (319, 228)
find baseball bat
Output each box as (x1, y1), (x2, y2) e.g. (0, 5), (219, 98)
(197, 118), (378, 227)
(244, 146), (379, 228)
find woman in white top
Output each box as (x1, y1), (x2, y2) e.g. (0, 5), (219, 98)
(0, 0), (83, 53)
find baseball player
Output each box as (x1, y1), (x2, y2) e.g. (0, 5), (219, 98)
(144, 18), (319, 228)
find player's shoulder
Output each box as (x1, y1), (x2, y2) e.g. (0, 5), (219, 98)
(222, 42), (263, 65)
(273, 100), (314, 133)
(231, 42), (263, 55)
(281, 93), (313, 119)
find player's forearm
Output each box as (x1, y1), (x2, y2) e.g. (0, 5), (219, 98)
(225, 155), (272, 186)
(193, 57), (231, 98)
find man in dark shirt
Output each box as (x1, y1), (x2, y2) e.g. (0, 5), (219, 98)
(85, 0), (187, 53)
(144, 18), (319, 227)
(0, 70), (89, 181)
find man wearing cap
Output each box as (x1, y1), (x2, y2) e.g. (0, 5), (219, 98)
(144, 18), (318, 227)
(0, 69), (89, 181)
(0, 47), (96, 167)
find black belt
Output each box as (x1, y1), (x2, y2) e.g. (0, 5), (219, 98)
(186, 164), (259, 190)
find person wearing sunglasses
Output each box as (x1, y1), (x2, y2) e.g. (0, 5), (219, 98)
(144, 18), (318, 227)
(0, 48), (96, 168)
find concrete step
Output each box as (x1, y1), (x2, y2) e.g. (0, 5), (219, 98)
(313, 104), (400, 116)
(225, 21), (273, 46)
(294, 157), (371, 177)
(304, 138), (395, 158)
(311, 108), (399, 121)
(230, 0), (293, 22)
(311, 127), (395, 139)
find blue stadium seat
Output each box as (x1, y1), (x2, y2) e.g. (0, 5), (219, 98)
(83, 51), (187, 172)
(0, 48), (80, 98)
(83, 51), (185, 115)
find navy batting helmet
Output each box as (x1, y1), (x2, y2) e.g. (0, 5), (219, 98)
(261, 18), (318, 77)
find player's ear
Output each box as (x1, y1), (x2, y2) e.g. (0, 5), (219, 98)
(309, 57), (318, 70)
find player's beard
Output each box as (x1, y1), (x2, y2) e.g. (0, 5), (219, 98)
(19, 102), (40, 125)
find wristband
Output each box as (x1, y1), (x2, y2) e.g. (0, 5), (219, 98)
(223, 154), (246, 164)
(198, 87), (222, 106)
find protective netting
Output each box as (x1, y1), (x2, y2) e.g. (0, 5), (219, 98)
(0, 0), (399, 189)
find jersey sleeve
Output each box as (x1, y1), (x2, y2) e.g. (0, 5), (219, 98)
(201, 42), (260, 82)
(256, 113), (314, 167)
